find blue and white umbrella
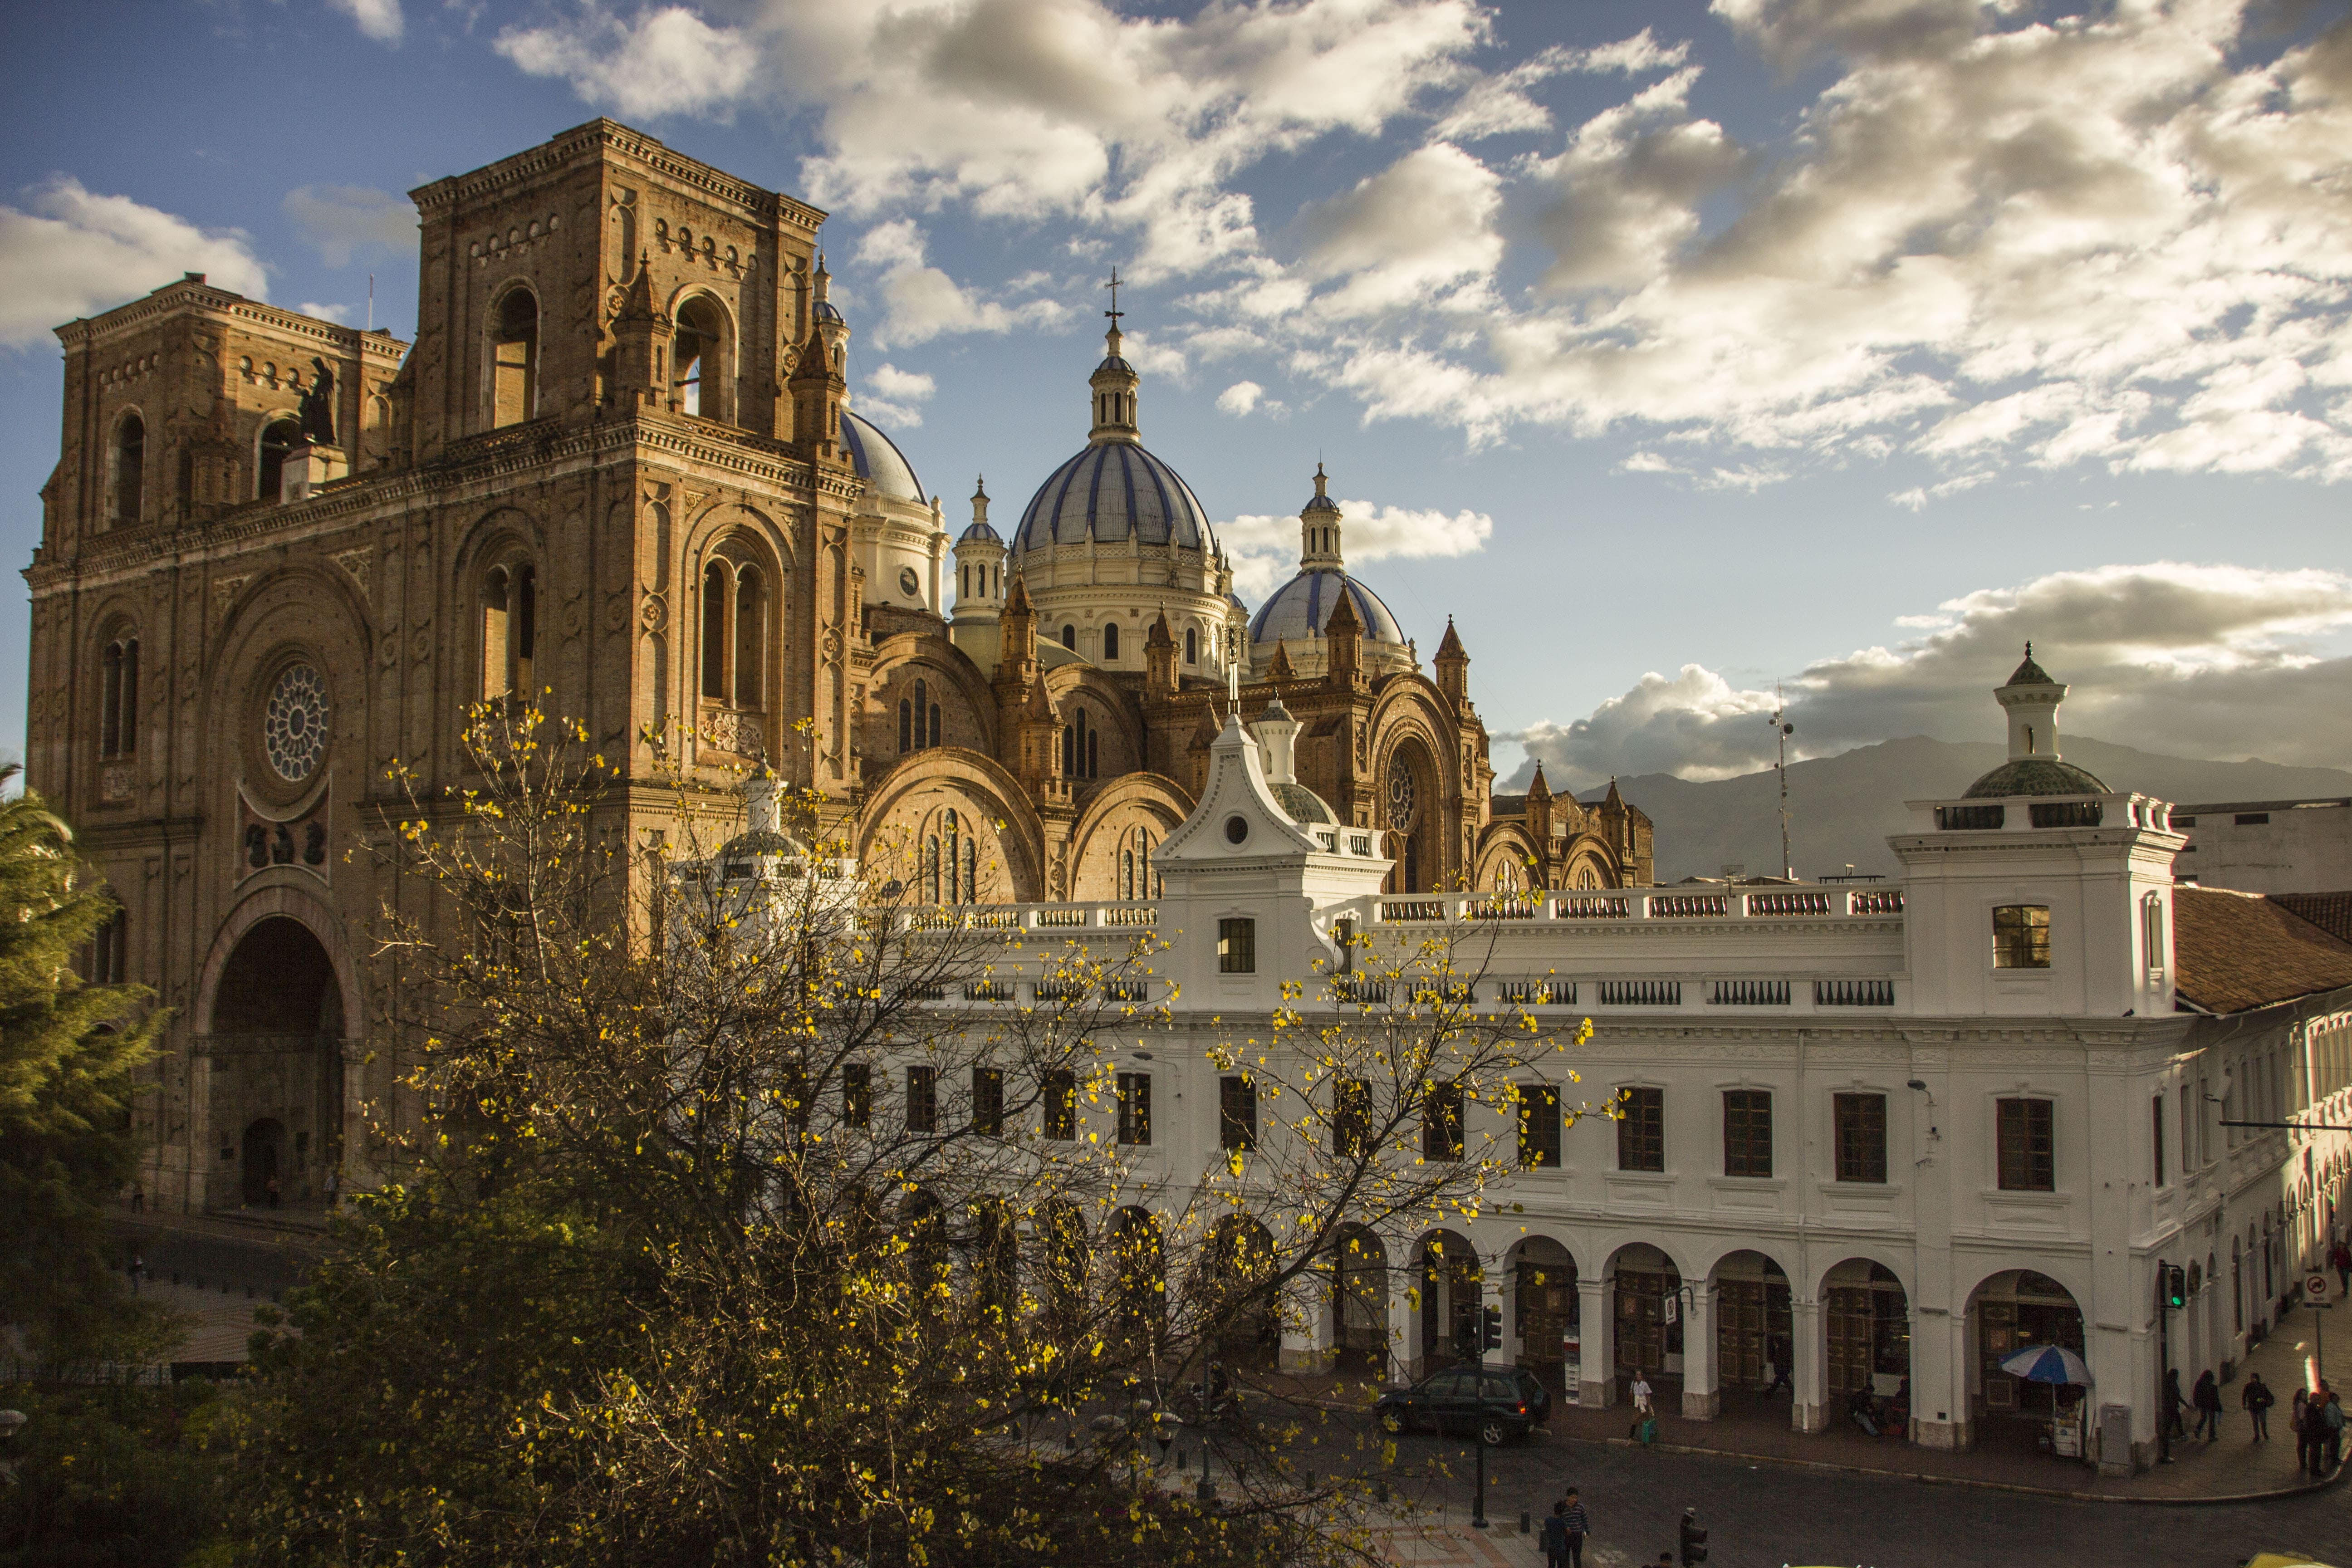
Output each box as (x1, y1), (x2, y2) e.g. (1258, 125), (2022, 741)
(2000, 1345), (2092, 1386)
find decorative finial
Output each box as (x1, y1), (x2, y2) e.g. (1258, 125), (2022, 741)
(2024, 639), (2033, 658)
(1313, 462), (1328, 498)
(1104, 266), (1123, 329)
(975, 474), (986, 496)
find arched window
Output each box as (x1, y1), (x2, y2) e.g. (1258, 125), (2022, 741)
(701, 561), (729, 700)
(1185, 627), (1197, 664)
(90, 903), (128, 985)
(492, 288), (539, 428)
(734, 565), (763, 708)
(944, 809), (961, 904)
(1060, 708), (1098, 780)
(898, 697), (913, 754)
(1061, 624), (1076, 650)
(258, 417), (301, 501)
(925, 835), (941, 904)
(1102, 622), (1119, 661)
(100, 635), (139, 757)
(674, 296), (728, 420)
(962, 835), (977, 904)
(482, 564), (537, 701)
(112, 413), (144, 526)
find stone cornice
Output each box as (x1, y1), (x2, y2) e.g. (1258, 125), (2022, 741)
(411, 118), (826, 235)
(58, 284), (410, 361)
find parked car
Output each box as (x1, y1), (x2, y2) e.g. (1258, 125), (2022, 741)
(1373, 1364), (1548, 1445)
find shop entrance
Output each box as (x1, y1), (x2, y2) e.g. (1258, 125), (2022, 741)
(1714, 1251), (1791, 1390)
(1825, 1259), (1911, 1405)
(1612, 1245), (1683, 1401)
(1514, 1240), (1578, 1394)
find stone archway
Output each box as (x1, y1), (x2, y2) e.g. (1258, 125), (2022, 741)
(1966, 1268), (2087, 1443)
(1382, 737), (1442, 895)
(1509, 1237), (1578, 1395)
(1332, 1225), (1390, 1377)
(1415, 1228), (1480, 1374)
(203, 911), (346, 1210)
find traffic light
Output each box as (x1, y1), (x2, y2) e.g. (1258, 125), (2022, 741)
(1481, 1304), (1502, 1352)
(2165, 1265), (2187, 1310)
(1679, 1510), (1708, 1566)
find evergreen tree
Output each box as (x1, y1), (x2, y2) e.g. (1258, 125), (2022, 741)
(0, 763), (165, 1361)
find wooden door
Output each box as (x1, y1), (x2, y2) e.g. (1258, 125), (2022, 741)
(1827, 1287), (1876, 1397)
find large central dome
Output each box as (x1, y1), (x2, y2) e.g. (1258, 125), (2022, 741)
(1014, 441), (1217, 554)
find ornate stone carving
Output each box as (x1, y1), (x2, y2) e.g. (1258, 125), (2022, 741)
(332, 546), (372, 601)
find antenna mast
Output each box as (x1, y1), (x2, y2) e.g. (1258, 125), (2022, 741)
(1767, 687), (1794, 880)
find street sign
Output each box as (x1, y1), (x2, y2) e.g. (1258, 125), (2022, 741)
(2306, 1274), (2333, 1305)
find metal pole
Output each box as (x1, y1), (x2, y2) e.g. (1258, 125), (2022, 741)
(2157, 1282), (2171, 1465)
(1472, 1336), (1489, 1529)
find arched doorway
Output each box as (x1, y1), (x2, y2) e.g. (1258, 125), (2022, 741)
(1823, 1259), (1911, 1435)
(1332, 1225), (1389, 1377)
(206, 914), (345, 1210)
(1713, 1251), (1792, 1406)
(1612, 1244), (1683, 1405)
(1969, 1269), (2087, 1444)
(1512, 1238), (1578, 1396)
(1416, 1229), (1480, 1374)
(240, 1117), (287, 1206)
(1111, 1207), (1166, 1360)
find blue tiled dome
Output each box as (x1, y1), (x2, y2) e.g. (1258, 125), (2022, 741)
(1249, 569), (1406, 647)
(840, 409), (924, 505)
(1014, 442), (1216, 554)
(958, 518), (1002, 545)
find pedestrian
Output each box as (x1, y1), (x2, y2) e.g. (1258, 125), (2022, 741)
(130, 1181), (145, 1213)
(2163, 1368), (2188, 1442)
(1560, 1488), (1589, 1568)
(265, 1173), (281, 1210)
(2324, 1390), (2345, 1472)
(323, 1169), (339, 1209)
(2293, 1389), (2313, 1472)
(2244, 1372), (2275, 1441)
(127, 1253), (144, 1294)
(2193, 1369), (2223, 1441)
(1631, 1369), (1653, 1416)
(1541, 1501), (1570, 1568)
(2333, 1237), (2352, 1298)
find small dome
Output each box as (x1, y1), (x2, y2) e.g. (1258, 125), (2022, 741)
(958, 518), (1002, 545)
(1962, 758), (2109, 799)
(2005, 644), (2056, 686)
(840, 409), (924, 506)
(1249, 568), (1406, 647)
(1015, 441), (1217, 554)
(812, 298), (844, 324)
(1271, 781), (1337, 825)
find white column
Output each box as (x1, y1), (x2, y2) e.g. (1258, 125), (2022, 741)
(1281, 1268), (1333, 1375)
(1911, 1304), (1965, 1450)
(1387, 1251), (1418, 1386)
(1577, 1275), (1615, 1408)
(1681, 1284), (1720, 1419)
(1790, 1294), (1829, 1432)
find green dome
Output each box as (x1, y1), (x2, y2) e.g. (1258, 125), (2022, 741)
(1962, 757), (2108, 799)
(1271, 782), (1337, 825)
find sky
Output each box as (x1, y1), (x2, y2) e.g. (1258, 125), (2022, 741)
(3, 0), (2349, 793)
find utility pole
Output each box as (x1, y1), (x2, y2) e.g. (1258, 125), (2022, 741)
(1765, 688), (1795, 880)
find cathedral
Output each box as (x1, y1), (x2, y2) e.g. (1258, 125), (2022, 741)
(20, 120), (1651, 1213)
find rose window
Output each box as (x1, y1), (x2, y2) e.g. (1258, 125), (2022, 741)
(264, 663), (330, 783)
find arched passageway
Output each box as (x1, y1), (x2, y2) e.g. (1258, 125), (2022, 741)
(1713, 1250), (1792, 1411)
(1968, 1269), (2087, 1452)
(1416, 1229), (1480, 1373)
(206, 914), (345, 1209)
(1612, 1244), (1683, 1405)
(1824, 1259), (1911, 1430)
(1511, 1238), (1578, 1395)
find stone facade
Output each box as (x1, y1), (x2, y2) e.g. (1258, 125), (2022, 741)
(21, 119), (1647, 1215)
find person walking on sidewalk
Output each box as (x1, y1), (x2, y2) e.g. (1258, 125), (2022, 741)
(1559, 1489), (1589, 1568)
(2244, 1372), (2275, 1440)
(2324, 1390), (2346, 1472)
(1541, 1501), (1570, 1568)
(2163, 1368), (2187, 1442)
(2193, 1370), (2223, 1441)
(2293, 1389), (2314, 1472)
(2332, 1236), (2351, 1298)
(1631, 1370), (1654, 1416)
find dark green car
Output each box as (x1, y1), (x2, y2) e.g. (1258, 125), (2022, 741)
(1373, 1365), (1547, 1446)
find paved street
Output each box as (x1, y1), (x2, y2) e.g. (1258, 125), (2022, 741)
(1348, 1423), (2352, 1568)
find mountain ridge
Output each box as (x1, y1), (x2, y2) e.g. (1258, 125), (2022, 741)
(1528, 736), (2352, 884)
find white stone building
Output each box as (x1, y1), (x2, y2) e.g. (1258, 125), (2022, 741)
(694, 652), (2352, 1475)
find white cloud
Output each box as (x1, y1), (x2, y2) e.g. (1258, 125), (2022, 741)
(330, 0), (404, 44)
(1219, 490), (1492, 603)
(496, 5), (754, 119)
(298, 301), (354, 324)
(1294, 142), (1502, 318)
(865, 362), (935, 406)
(1511, 561), (2352, 789)
(1337, 5), (2352, 472)
(1887, 470), (1992, 510)
(283, 184), (414, 267)
(848, 220), (1069, 347)
(0, 178), (269, 348)
(1215, 380), (1263, 416)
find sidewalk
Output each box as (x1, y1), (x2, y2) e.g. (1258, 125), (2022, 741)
(1258, 1324), (2352, 1504)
